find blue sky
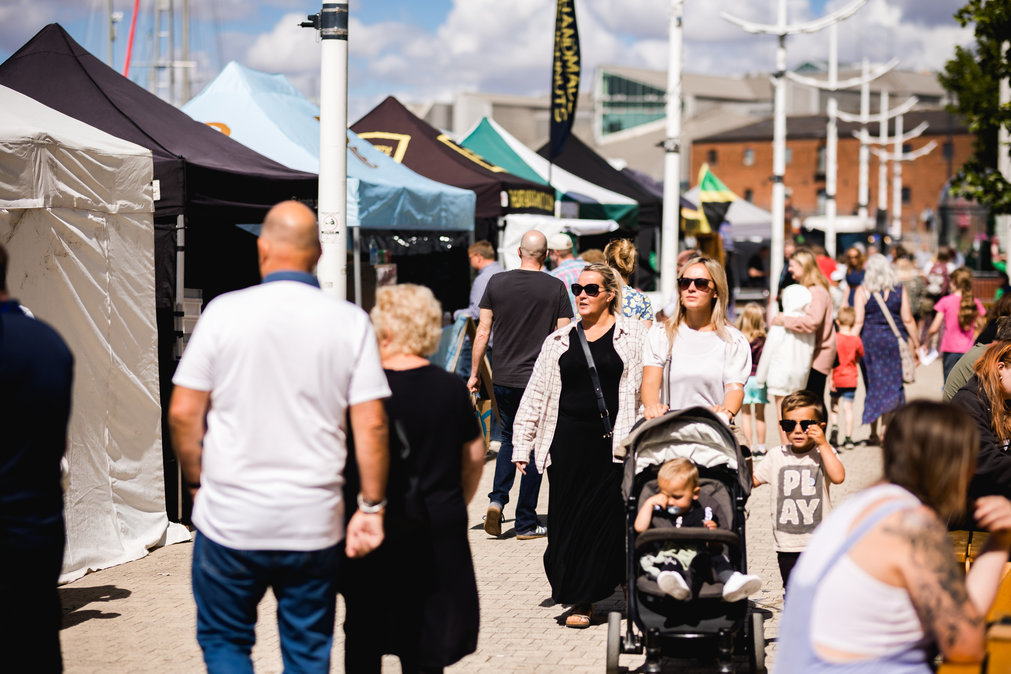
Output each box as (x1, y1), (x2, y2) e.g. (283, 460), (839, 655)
(0, 0), (972, 121)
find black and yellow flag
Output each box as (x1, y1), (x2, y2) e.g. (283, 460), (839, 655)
(549, 0), (580, 159)
(696, 163), (737, 235)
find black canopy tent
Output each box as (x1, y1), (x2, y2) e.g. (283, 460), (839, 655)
(352, 96), (555, 243)
(0, 24), (319, 520)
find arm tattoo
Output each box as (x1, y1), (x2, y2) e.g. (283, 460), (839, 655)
(881, 510), (982, 651)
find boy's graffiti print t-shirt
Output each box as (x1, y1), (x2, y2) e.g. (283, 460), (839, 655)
(753, 444), (834, 552)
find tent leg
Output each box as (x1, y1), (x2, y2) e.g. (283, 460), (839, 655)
(174, 213), (185, 522)
(352, 226), (362, 307)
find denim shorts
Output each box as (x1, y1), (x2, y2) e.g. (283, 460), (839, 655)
(830, 386), (856, 401)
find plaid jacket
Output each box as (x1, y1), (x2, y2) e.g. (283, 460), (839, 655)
(512, 313), (648, 472)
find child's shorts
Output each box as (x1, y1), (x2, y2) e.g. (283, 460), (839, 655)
(743, 375), (768, 405)
(830, 386), (856, 401)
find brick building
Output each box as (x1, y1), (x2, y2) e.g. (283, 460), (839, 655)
(690, 109), (973, 240)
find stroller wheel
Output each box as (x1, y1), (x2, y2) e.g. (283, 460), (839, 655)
(749, 610), (767, 673)
(606, 611), (623, 673)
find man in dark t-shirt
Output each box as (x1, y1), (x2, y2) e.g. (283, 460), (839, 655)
(468, 230), (572, 539)
(0, 243), (74, 671)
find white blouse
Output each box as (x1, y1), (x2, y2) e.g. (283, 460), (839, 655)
(643, 323), (752, 411)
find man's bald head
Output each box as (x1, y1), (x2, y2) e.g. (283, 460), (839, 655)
(258, 201), (322, 275)
(518, 229), (547, 262)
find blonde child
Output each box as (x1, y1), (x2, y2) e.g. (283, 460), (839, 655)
(736, 303), (768, 455)
(828, 306), (864, 449)
(635, 458), (762, 602)
(752, 390), (845, 595)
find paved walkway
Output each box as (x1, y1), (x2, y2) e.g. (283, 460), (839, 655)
(59, 360), (944, 672)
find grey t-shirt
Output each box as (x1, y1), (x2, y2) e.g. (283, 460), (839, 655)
(944, 342), (987, 402)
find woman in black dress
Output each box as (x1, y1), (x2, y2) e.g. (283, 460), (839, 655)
(341, 284), (486, 673)
(512, 264), (647, 628)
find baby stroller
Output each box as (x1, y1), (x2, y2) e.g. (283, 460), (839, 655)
(606, 407), (765, 674)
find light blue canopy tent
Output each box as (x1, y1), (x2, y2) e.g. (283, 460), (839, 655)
(182, 61), (475, 232)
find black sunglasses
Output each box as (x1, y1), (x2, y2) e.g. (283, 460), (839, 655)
(678, 277), (713, 292)
(571, 283), (602, 297)
(779, 420), (819, 432)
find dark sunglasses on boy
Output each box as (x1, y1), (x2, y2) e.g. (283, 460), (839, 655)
(570, 283), (602, 297)
(677, 277), (713, 292)
(779, 419), (820, 433)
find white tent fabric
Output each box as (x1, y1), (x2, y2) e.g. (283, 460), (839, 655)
(682, 186), (772, 241)
(803, 214), (875, 234)
(0, 85), (189, 583)
(500, 213), (618, 270)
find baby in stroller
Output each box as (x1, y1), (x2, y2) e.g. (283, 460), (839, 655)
(635, 457), (762, 603)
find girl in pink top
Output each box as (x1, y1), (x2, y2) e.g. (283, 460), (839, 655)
(926, 267), (985, 383)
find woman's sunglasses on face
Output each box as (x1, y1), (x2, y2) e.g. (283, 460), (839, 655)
(678, 277), (713, 292)
(779, 419), (819, 432)
(571, 283), (602, 297)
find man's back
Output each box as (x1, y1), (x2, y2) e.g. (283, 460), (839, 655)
(172, 280), (389, 550)
(480, 269), (571, 388)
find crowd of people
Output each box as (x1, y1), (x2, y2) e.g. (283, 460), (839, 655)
(13, 204), (1011, 672)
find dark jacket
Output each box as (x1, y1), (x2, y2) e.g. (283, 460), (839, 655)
(951, 375), (1011, 503)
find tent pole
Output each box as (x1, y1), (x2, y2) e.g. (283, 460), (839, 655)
(174, 213), (185, 522)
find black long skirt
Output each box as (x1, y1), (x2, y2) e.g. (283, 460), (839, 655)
(544, 416), (625, 605)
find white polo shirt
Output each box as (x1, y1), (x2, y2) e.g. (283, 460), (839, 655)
(173, 278), (390, 551)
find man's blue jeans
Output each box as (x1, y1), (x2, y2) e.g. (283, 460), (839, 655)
(191, 532), (341, 673)
(489, 384), (543, 533)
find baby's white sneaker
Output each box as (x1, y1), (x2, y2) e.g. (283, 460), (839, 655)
(656, 571), (691, 600)
(722, 572), (763, 602)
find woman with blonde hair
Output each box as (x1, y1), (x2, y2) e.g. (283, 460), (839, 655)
(777, 401), (1011, 672)
(853, 254), (919, 444)
(770, 247), (836, 417)
(927, 266), (986, 382)
(641, 255), (751, 423)
(604, 238), (653, 326)
(512, 263), (647, 628)
(952, 341), (1011, 502)
(342, 284), (485, 673)
(842, 245), (866, 307)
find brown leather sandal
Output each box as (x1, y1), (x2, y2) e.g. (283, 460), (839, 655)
(565, 604), (592, 629)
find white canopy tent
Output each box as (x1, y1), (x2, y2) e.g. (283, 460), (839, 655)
(500, 213), (618, 270)
(0, 85), (188, 582)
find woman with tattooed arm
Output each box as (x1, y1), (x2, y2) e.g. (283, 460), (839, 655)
(775, 401), (1011, 672)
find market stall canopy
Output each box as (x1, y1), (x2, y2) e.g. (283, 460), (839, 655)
(0, 24), (317, 224)
(0, 85), (188, 583)
(352, 96), (554, 220)
(461, 117), (639, 227)
(499, 213), (618, 269)
(682, 186), (772, 241)
(535, 132), (660, 229)
(182, 62), (474, 231)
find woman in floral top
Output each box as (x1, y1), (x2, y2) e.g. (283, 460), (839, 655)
(604, 238), (653, 326)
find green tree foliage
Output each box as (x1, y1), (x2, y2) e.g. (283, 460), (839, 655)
(938, 0), (1011, 214)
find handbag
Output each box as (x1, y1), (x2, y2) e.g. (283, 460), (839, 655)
(576, 322), (614, 439)
(872, 291), (916, 384)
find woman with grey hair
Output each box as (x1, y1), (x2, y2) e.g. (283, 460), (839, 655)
(853, 254), (920, 444)
(342, 284), (485, 673)
(512, 263), (648, 628)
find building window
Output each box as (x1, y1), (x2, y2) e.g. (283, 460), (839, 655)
(816, 146), (826, 174)
(743, 148), (755, 166)
(943, 141), (954, 160)
(785, 147), (793, 164)
(816, 188), (827, 214)
(599, 72), (666, 137)
(902, 186), (911, 204)
(902, 143), (912, 154)
(744, 188), (754, 202)
(707, 149), (718, 165)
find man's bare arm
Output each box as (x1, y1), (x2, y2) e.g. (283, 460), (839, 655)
(468, 308), (493, 393)
(168, 386), (211, 498)
(345, 398), (389, 558)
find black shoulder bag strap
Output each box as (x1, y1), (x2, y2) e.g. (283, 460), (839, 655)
(576, 322), (613, 439)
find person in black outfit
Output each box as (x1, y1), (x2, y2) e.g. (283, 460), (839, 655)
(0, 243), (74, 673)
(342, 283), (485, 674)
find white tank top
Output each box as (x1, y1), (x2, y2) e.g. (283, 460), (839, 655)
(808, 485), (925, 659)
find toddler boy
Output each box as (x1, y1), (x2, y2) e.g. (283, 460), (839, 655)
(828, 306), (864, 449)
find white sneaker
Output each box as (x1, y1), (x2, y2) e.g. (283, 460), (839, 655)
(656, 571), (691, 600)
(722, 572), (763, 602)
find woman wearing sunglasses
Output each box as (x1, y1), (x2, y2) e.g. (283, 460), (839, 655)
(641, 255), (751, 425)
(511, 263), (648, 629)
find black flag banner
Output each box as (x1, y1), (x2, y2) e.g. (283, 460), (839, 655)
(549, 0), (580, 159)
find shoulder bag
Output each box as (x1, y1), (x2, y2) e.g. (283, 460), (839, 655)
(576, 322), (614, 439)
(872, 291), (916, 384)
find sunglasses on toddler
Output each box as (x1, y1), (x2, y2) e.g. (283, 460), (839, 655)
(570, 283), (602, 297)
(779, 419), (819, 432)
(677, 277), (713, 292)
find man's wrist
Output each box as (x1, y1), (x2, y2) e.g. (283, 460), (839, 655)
(356, 493), (387, 514)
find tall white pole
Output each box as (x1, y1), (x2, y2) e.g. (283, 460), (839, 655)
(892, 113), (903, 239)
(877, 90), (889, 226)
(998, 41), (1010, 258)
(315, 4), (349, 299)
(769, 0), (787, 298)
(857, 58), (870, 224)
(660, 0), (683, 305)
(824, 21), (838, 258)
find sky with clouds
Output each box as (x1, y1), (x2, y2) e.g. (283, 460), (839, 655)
(0, 0), (973, 121)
